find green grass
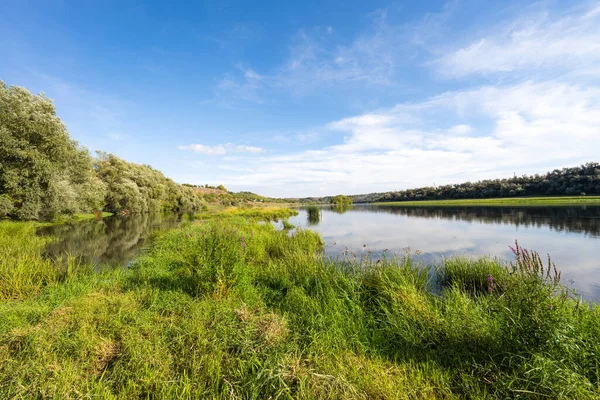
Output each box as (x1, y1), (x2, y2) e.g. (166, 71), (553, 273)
(197, 206), (298, 221)
(0, 222), (91, 300)
(372, 195), (600, 206)
(1, 218), (599, 398)
(305, 204), (321, 225)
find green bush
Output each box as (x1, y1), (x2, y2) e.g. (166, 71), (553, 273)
(0, 195), (14, 218)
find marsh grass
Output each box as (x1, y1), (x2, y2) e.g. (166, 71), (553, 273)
(0, 222), (91, 300)
(282, 219), (295, 230)
(1, 218), (599, 398)
(306, 204), (321, 225)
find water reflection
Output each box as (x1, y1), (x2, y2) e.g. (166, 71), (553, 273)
(358, 205), (600, 237)
(37, 213), (184, 267)
(36, 206), (600, 300)
(289, 205), (600, 300)
(306, 207), (321, 225)
(331, 204), (353, 214)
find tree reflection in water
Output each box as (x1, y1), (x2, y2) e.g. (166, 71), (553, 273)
(37, 213), (183, 267)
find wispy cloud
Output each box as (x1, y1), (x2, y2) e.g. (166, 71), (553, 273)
(215, 10), (414, 102)
(437, 2), (600, 77)
(201, 78), (600, 196)
(179, 142), (265, 156)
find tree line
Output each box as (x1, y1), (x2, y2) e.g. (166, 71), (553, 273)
(371, 163), (600, 203)
(0, 81), (203, 220)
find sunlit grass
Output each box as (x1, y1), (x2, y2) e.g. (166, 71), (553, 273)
(196, 206), (298, 221)
(0, 217), (599, 398)
(0, 222), (91, 300)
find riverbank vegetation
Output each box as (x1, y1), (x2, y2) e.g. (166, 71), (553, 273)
(189, 185), (296, 207)
(306, 204), (321, 225)
(1, 214), (599, 398)
(330, 194), (353, 205)
(197, 206), (298, 221)
(1, 82), (295, 222)
(373, 196), (600, 207)
(371, 163), (600, 203)
(0, 82), (205, 221)
(299, 163), (600, 204)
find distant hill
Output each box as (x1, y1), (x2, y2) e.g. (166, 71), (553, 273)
(183, 184), (295, 206)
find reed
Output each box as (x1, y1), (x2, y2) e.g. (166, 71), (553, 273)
(306, 204), (321, 225)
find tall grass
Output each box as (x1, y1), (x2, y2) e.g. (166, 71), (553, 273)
(306, 204), (321, 225)
(1, 218), (599, 398)
(197, 206), (298, 221)
(0, 222), (89, 300)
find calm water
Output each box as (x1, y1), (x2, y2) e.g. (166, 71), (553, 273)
(38, 206), (600, 300)
(37, 213), (187, 267)
(287, 205), (600, 300)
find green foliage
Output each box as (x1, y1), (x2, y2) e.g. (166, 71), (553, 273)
(0, 195), (14, 218)
(374, 196), (600, 206)
(306, 204), (321, 225)
(0, 81), (106, 220)
(94, 152), (203, 215)
(0, 221), (90, 300)
(372, 163), (600, 203)
(0, 219), (599, 398)
(197, 206), (298, 221)
(282, 219), (295, 230)
(331, 194), (353, 205)
(0, 82), (203, 221)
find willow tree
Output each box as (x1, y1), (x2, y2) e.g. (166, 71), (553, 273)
(0, 81), (105, 220)
(94, 152), (203, 214)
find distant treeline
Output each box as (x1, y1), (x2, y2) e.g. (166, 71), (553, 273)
(0, 81), (282, 221)
(300, 163), (600, 204)
(372, 163), (600, 203)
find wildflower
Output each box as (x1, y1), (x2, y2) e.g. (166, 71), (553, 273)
(487, 274), (496, 294)
(241, 236), (246, 248)
(548, 304), (553, 310)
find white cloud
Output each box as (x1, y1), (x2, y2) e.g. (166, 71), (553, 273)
(178, 144), (227, 156)
(235, 144), (264, 153)
(447, 124), (472, 134)
(437, 3), (600, 77)
(204, 79), (600, 197)
(178, 142), (264, 156)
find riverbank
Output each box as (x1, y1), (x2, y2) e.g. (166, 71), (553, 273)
(33, 212), (115, 227)
(372, 196), (600, 207)
(0, 215), (599, 398)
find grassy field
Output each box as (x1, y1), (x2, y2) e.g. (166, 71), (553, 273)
(196, 206), (298, 221)
(1, 214), (599, 398)
(372, 196), (600, 207)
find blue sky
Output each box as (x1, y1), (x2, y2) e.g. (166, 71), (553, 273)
(2, 0), (600, 197)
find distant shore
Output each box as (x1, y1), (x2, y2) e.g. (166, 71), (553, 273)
(371, 195), (600, 206)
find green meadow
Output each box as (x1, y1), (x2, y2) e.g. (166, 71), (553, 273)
(1, 213), (599, 399)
